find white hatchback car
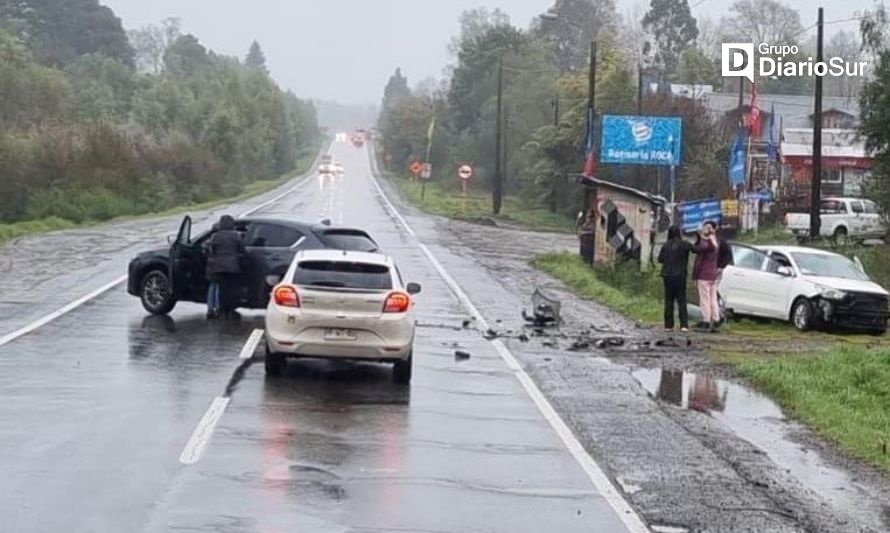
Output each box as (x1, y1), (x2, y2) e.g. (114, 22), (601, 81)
(719, 244), (889, 334)
(264, 250), (421, 382)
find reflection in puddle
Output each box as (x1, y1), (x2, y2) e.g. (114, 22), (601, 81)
(633, 368), (886, 530)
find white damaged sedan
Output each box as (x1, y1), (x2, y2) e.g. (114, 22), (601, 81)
(264, 249), (421, 383)
(719, 244), (889, 334)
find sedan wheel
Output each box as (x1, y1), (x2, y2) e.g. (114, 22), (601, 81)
(140, 269), (176, 315)
(393, 351), (412, 385)
(792, 299), (814, 332)
(265, 344), (286, 376)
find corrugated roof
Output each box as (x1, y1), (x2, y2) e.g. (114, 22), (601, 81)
(781, 128), (869, 158)
(576, 175), (668, 205)
(701, 92), (860, 129)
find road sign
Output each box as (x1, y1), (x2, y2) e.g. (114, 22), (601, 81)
(409, 160), (423, 176)
(421, 163), (432, 179)
(458, 164), (473, 181)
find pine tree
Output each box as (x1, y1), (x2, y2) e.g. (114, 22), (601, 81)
(245, 40), (268, 74)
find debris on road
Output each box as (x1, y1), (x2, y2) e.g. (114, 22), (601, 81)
(454, 350), (471, 360)
(521, 287), (562, 327)
(518, 333), (530, 343)
(484, 328), (499, 339)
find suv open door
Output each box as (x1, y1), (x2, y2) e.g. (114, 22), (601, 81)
(169, 216), (194, 299)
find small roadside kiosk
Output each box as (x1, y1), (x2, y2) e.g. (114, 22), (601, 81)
(578, 175), (669, 271)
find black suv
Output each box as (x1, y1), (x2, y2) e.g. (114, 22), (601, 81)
(127, 215), (379, 315)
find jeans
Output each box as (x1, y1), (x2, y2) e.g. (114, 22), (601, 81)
(697, 280), (720, 323)
(579, 234), (594, 265)
(207, 281), (221, 314)
(663, 276), (688, 329)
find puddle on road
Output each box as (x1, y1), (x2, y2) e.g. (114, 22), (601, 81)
(633, 368), (882, 526)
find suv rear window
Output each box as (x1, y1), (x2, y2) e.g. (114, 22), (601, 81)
(295, 261), (392, 290)
(320, 230), (379, 252)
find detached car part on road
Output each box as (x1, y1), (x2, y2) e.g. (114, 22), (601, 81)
(264, 250), (421, 383)
(719, 244), (889, 334)
(127, 215), (379, 315)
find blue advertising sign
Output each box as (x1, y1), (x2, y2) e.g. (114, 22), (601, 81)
(600, 115), (683, 166)
(677, 199), (722, 233)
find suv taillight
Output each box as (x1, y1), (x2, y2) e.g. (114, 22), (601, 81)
(383, 292), (410, 313)
(273, 285), (300, 308)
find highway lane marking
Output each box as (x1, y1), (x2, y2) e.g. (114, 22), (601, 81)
(178, 396), (230, 465)
(0, 146), (331, 348)
(366, 151), (650, 533)
(239, 328), (265, 360)
(0, 275), (128, 348)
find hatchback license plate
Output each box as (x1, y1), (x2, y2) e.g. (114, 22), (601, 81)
(324, 328), (357, 341)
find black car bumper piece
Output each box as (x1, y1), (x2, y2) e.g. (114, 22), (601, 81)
(816, 292), (890, 332)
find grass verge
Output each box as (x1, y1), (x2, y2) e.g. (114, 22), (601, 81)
(386, 173), (575, 233)
(739, 348), (890, 474)
(0, 142), (324, 246)
(532, 249), (890, 474)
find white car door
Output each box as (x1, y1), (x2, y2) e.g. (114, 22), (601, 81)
(861, 200), (884, 237)
(848, 201), (866, 236)
(719, 245), (769, 315)
(727, 249), (789, 318)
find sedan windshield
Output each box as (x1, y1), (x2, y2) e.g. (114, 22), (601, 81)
(792, 253), (869, 281)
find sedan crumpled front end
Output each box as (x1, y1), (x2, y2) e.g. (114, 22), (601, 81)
(812, 290), (889, 333)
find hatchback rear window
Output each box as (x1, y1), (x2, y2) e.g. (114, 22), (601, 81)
(295, 261), (392, 290)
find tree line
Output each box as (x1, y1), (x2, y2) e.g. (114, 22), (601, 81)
(376, 0), (872, 218)
(0, 0), (320, 225)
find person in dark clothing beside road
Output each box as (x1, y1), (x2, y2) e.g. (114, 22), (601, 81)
(205, 222), (221, 319)
(576, 208), (596, 266)
(206, 215), (245, 319)
(658, 226), (694, 332)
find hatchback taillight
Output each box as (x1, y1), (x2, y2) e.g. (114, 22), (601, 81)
(273, 285), (300, 308)
(383, 292), (410, 313)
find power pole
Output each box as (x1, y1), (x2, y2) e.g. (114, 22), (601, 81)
(810, 7), (824, 240)
(637, 62), (644, 190)
(550, 94), (560, 212)
(493, 53), (504, 215)
(587, 40), (597, 263)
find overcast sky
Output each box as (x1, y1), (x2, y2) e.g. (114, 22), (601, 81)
(103, 0), (870, 105)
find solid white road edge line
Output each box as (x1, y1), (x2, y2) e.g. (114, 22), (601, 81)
(0, 147), (330, 348)
(178, 396), (231, 465)
(367, 158), (650, 533)
(0, 275), (127, 348)
(239, 329), (265, 360)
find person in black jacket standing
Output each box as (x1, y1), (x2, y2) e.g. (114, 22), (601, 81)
(206, 215), (245, 319)
(658, 226), (694, 332)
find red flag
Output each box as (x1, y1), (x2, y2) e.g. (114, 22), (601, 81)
(582, 152), (597, 178)
(746, 83), (761, 137)
(582, 106), (597, 178)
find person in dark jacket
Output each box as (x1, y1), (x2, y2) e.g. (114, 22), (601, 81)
(206, 215), (245, 319)
(716, 228), (734, 278)
(693, 221), (721, 332)
(658, 226), (694, 331)
(576, 208), (596, 266)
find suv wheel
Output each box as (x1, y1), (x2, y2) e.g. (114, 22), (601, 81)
(393, 351), (413, 385)
(140, 269), (177, 315)
(832, 227), (849, 247)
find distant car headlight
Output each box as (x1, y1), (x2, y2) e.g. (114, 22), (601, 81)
(817, 285), (847, 300)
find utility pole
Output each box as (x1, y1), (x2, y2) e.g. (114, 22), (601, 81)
(493, 53), (504, 215)
(587, 40), (597, 264)
(637, 62), (644, 190)
(550, 94), (560, 212)
(810, 7), (824, 240)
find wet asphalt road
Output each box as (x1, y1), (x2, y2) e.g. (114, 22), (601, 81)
(0, 143), (637, 532)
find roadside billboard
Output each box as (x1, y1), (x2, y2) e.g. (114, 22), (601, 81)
(677, 199), (722, 233)
(600, 115), (683, 166)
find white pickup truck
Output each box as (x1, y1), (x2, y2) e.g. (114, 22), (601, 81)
(786, 197), (887, 245)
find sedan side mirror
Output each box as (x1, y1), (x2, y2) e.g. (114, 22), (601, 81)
(406, 282), (422, 295)
(266, 274), (283, 287)
(777, 266), (793, 277)
(167, 235), (175, 244)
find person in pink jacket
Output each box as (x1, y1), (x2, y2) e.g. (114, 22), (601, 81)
(692, 221), (721, 333)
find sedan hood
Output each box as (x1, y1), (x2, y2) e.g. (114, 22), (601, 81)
(807, 276), (889, 297)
